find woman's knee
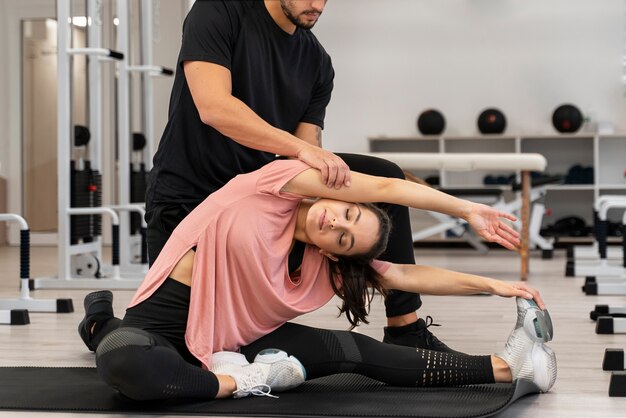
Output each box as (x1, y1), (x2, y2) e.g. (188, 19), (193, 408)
(341, 154), (405, 179)
(369, 158), (404, 179)
(95, 328), (172, 400)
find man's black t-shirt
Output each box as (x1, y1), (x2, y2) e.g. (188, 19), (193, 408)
(148, 0), (335, 205)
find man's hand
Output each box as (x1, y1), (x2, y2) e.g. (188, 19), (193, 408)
(296, 144), (351, 189)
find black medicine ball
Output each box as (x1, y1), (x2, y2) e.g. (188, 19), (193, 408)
(477, 108), (507, 134)
(417, 109), (446, 135)
(552, 104), (583, 133)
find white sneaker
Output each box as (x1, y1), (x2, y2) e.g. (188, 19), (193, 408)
(253, 348), (307, 392)
(496, 298), (557, 392)
(514, 297), (553, 343)
(215, 348), (305, 399)
(210, 351), (250, 376)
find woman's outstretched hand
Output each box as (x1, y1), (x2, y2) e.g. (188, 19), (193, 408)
(464, 202), (520, 250)
(489, 279), (546, 310)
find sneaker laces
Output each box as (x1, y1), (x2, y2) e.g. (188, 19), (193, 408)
(234, 384), (278, 399)
(233, 364), (280, 399)
(422, 316), (443, 347)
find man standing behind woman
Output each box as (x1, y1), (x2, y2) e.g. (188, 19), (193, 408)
(145, 0), (516, 353)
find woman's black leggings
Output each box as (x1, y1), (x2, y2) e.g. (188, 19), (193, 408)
(95, 280), (494, 401)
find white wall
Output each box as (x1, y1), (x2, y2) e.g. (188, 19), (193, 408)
(1, 0), (624, 216)
(0, 0), (184, 244)
(314, 0), (626, 152)
(0, 0), (7, 180)
(149, 0), (187, 152)
(0, 0), (55, 221)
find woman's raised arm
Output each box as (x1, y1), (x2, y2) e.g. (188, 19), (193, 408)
(282, 168), (520, 249)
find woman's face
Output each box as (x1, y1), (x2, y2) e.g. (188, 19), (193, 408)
(305, 199), (380, 257)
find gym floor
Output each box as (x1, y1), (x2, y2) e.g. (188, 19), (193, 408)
(0, 245), (624, 417)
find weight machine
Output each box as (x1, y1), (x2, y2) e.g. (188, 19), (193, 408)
(31, 0), (135, 289)
(115, 0), (172, 276)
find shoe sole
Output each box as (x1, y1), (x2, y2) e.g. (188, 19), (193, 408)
(78, 290), (114, 352)
(520, 299), (553, 343)
(83, 290), (113, 312)
(530, 343), (557, 392)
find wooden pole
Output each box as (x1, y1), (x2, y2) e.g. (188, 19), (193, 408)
(520, 170), (531, 280)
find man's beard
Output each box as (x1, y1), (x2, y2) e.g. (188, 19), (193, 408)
(280, 0), (319, 30)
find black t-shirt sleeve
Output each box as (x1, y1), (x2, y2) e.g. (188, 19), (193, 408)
(300, 52), (334, 129)
(179, 0), (239, 70)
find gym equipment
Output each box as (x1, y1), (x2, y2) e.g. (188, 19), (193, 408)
(364, 152), (547, 280)
(552, 104), (583, 133)
(591, 304), (626, 320)
(563, 164), (593, 185)
(483, 173), (516, 185)
(566, 195), (626, 276)
(596, 316), (626, 333)
(409, 175), (559, 258)
(571, 197), (626, 281)
(129, 134), (149, 265)
(609, 372), (626, 397)
(417, 109), (445, 135)
(31, 0), (140, 289)
(567, 195), (626, 264)
(0, 368), (542, 417)
(580, 213), (626, 296)
(603, 348), (626, 370)
(0, 214), (73, 324)
(600, 349), (626, 397)
(116, 0), (173, 273)
(542, 216), (590, 238)
(477, 108), (506, 134)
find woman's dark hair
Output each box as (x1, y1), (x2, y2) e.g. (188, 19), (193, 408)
(327, 203), (391, 328)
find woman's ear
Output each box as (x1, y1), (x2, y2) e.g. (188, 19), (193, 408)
(319, 248), (339, 262)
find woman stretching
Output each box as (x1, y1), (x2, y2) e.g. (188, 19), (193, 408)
(79, 159), (556, 400)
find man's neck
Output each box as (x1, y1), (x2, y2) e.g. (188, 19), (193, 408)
(264, 0), (297, 34)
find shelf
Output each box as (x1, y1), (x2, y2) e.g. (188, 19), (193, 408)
(599, 185), (626, 190)
(370, 133), (626, 227)
(547, 185), (595, 191)
(368, 136), (441, 142)
(520, 133), (596, 140)
(442, 135), (518, 141)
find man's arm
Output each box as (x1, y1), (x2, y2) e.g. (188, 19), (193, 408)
(184, 61), (350, 188)
(293, 122), (322, 147)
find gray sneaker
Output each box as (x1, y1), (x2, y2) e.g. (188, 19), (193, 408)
(496, 297), (557, 392)
(212, 349), (305, 398)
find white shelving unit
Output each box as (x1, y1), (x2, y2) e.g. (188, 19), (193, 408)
(369, 133), (626, 234)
